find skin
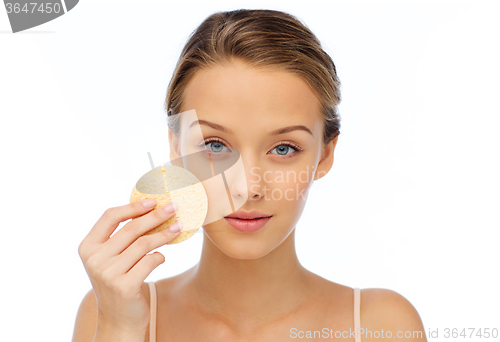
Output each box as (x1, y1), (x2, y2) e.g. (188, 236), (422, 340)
(73, 58), (427, 342)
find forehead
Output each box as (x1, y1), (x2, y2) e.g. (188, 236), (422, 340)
(181, 60), (323, 133)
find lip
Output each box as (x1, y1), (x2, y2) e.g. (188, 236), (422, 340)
(224, 210), (273, 232)
(224, 216), (272, 232)
(225, 210), (272, 220)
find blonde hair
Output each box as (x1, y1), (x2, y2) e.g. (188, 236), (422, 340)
(165, 9), (341, 145)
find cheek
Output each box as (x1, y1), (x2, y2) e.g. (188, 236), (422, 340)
(267, 163), (315, 206)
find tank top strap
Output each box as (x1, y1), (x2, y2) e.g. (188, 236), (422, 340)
(148, 282), (157, 342)
(354, 288), (361, 342)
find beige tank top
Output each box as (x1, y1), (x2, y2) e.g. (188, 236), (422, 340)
(147, 282), (362, 342)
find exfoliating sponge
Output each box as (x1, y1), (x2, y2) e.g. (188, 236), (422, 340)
(130, 165), (208, 244)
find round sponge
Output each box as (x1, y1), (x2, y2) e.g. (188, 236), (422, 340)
(130, 165), (208, 244)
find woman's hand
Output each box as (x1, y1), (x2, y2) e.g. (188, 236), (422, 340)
(77, 199), (182, 336)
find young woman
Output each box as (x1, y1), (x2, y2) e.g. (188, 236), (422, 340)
(73, 9), (427, 342)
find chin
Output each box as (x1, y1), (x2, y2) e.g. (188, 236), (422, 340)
(202, 221), (284, 260)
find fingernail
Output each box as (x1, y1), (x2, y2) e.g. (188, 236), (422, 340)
(142, 199), (157, 209)
(169, 221), (183, 233)
(163, 202), (178, 214)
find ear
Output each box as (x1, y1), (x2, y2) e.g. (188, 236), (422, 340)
(168, 129), (182, 161)
(313, 135), (339, 181)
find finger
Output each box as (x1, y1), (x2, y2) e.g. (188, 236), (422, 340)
(85, 199), (158, 245)
(103, 202), (178, 257)
(125, 251), (166, 284)
(114, 222), (182, 275)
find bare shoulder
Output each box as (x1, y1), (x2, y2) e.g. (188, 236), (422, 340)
(71, 288), (98, 342)
(154, 266), (196, 296)
(360, 288), (427, 342)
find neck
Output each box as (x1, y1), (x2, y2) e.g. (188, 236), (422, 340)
(186, 228), (312, 329)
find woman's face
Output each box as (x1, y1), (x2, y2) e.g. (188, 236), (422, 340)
(169, 58), (338, 259)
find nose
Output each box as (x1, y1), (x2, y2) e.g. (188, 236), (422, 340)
(228, 152), (266, 201)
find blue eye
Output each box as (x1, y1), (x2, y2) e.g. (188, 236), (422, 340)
(198, 138), (231, 154)
(269, 142), (303, 157)
(271, 144), (293, 156)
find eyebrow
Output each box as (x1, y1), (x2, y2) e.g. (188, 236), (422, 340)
(189, 120), (314, 137)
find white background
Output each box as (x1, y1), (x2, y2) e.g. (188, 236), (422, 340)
(1, 0), (499, 340)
